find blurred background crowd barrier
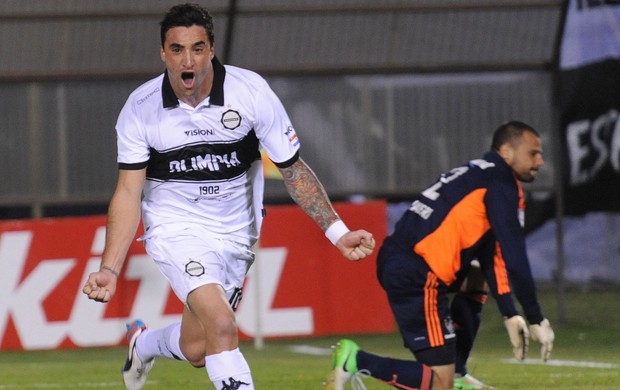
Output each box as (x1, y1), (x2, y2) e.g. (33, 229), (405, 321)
(0, 1), (618, 307)
(0, 0), (562, 215)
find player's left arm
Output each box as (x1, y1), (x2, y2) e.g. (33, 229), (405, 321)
(485, 181), (554, 360)
(279, 158), (375, 261)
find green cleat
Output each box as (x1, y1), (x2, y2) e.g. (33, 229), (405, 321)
(324, 339), (361, 390)
(454, 374), (495, 390)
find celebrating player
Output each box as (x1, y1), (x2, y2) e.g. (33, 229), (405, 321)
(325, 121), (554, 390)
(82, 3), (375, 390)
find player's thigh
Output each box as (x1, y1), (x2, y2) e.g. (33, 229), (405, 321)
(378, 247), (453, 354)
(187, 283), (238, 335)
(460, 263), (488, 294)
(179, 283), (240, 358)
(377, 250), (428, 332)
(145, 233), (253, 306)
(222, 240), (255, 311)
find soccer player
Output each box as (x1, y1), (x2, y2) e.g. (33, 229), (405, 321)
(81, 3), (375, 390)
(325, 121), (555, 390)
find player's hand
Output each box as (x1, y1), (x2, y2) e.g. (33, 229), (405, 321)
(530, 318), (554, 361)
(82, 271), (117, 303)
(504, 315), (529, 360)
(335, 230), (376, 261)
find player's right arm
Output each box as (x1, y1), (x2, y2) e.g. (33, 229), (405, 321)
(279, 158), (375, 261)
(82, 168), (145, 303)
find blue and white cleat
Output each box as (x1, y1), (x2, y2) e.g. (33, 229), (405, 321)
(122, 320), (154, 390)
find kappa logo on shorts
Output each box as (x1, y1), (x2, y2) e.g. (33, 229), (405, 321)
(185, 260), (205, 277)
(221, 109), (241, 130)
(444, 317), (456, 336)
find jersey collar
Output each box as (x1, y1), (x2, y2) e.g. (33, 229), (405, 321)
(161, 56), (226, 109)
(485, 151), (512, 176)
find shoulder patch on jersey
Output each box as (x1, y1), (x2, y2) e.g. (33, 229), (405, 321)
(285, 125), (300, 147)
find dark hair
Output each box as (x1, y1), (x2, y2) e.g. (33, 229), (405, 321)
(160, 3), (214, 47)
(491, 120), (539, 151)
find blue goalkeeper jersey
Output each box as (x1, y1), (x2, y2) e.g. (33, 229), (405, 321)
(387, 151), (544, 324)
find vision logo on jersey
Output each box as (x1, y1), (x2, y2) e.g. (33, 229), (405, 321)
(221, 109), (241, 130)
(285, 126), (300, 147)
(184, 128), (214, 137)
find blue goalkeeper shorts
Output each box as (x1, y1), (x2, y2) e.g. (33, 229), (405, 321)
(377, 239), (456, 366)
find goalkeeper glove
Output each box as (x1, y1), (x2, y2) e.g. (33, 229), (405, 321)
(530, 318), (554, 361)
(504, 315), (529, 360)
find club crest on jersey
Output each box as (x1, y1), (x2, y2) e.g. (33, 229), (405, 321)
(185, 260), (205, 277)
(221, 109), (241, 130)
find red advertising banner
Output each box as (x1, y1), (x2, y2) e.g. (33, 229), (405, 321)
(0, 200), (392, 351)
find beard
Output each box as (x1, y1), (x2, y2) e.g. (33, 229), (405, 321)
(516, 171), (536, 182)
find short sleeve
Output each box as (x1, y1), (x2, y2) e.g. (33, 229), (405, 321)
(116, 97), (150, 168)
(252, 83), (300, 165)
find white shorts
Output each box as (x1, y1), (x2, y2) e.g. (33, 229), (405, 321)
(143, 224), (255, 309)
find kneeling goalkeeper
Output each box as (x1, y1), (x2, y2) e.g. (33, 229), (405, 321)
(325, 121), (555, 390)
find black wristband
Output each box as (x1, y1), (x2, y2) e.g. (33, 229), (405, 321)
(101, 265), (119, 278)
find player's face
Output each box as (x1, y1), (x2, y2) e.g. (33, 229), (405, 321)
(504, 131), (544, 182)
(160, 25), (214, 105)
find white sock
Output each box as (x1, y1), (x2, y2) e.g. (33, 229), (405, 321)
(136, 322), (187, 362)
(205, 348), (254, 390)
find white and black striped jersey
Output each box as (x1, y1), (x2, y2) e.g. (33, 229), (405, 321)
(115, 57), (300, 246)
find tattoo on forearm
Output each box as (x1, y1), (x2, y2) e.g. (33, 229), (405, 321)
(281, 159), (338, 231)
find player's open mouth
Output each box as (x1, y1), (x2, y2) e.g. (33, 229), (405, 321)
(181, 72), (195, 88)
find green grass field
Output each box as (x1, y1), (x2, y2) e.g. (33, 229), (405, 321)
(1, 288), (618, 389)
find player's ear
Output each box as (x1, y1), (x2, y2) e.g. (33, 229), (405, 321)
(160, 46), (166, 63)
(497, 143), (514, 164)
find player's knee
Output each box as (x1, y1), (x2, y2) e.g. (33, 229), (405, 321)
(210, 314), (239, 340)
(429, 370), (454, 390)
(189, 357), (206, 368)
(460, 290), (488, 305)
(415, 343), (456, 367)
(180, 340), (207, 365)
